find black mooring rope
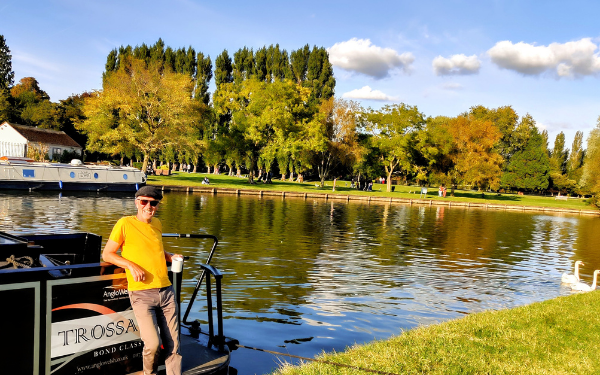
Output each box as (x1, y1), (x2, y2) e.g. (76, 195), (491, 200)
(236, 344), (401, 375)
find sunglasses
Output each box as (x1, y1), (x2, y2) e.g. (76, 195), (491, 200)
(137, 199), (160, 207)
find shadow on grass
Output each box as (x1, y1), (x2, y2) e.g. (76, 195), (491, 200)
(448, 191), (522, 202)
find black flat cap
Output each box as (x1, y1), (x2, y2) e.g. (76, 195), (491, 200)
(135, 186), (163, 200)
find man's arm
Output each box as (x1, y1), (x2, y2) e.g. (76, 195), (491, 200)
(103, 239), (146, 282)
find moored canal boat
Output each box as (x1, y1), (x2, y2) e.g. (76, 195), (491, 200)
(0, 156), (146, 192)
(0, 230), (235, 375)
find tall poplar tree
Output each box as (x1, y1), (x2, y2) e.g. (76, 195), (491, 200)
(195, 52), (212, 105)
(215, 50), (233, 88)
(290, 44), (310, 84)
(0, 35), (14, 90)
(305, 46), (335, 106)
(568, 131), (585, 181)
(580, 118), (600, 203)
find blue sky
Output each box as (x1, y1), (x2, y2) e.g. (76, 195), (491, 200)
(3, 0), (599, 147)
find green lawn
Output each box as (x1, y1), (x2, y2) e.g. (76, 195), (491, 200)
(148, 172), (595, 212)
(272, 291), (600, 375)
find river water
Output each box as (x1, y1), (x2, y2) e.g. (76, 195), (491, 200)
(1, 191), (599, 374)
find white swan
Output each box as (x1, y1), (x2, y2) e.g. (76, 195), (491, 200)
(571, 270), (600, 292)
(562, 260), (584, 284)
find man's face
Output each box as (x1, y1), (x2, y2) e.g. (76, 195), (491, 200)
(135, 196), (160, 221)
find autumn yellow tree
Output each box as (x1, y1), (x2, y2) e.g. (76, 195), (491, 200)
(78, 57), (203, 172)
(446, 115), (503, 191)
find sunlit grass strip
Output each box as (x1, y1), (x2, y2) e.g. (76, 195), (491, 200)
(272, 292), (600, 375)
(149, 174), (594, 212)
(147, 173), (595, 211)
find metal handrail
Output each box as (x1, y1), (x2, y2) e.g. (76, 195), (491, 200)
(162, 233), (225, 350)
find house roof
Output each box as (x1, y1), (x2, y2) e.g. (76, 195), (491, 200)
(5, 122), (82, 149)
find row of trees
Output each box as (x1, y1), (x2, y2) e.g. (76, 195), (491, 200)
(2, 36), (600, 203)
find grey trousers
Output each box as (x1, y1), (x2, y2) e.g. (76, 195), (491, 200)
(129, 286), (182, 375)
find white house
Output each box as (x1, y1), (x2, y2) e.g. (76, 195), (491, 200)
(0, 121), (82, 160)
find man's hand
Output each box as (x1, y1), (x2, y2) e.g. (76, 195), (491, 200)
(127, 262), (146, 282)
(103, 239), (145, 282)
(165, 252), (183, 263)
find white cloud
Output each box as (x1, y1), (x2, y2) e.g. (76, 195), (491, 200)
(342, 86), (397, 101)
(432, 54), (481, 76)
(441, 82), (463, 90)
(487, 38), (600, 77)
(328, 38), (414, 79)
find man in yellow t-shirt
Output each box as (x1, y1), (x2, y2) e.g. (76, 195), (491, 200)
(103, 186), (182, 375)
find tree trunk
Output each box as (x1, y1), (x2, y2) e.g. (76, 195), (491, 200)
(142, 154), (150, 175)
(289, 171), (295, 181)
(237, 168), (242, 177)
(281, 173), (286, 180)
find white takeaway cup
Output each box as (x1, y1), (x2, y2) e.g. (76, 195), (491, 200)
(171, 255), (184, 273)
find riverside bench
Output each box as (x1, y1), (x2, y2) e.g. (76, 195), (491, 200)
(555, 195), (568, 200)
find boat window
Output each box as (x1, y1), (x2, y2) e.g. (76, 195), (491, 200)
(23, 169), (35, 178)
(123, 174), (128, 180)
(94, 173), (99, 179)
(70, 172), (75, 178)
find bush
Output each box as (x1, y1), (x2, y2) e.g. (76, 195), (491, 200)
(132, 162), (143, 170)
(159, 164), (169, 170)
(59, 150), (82, 163)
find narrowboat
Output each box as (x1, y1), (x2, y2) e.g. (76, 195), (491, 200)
(0, 156), (146, 192)
(0, 230), (236, 375)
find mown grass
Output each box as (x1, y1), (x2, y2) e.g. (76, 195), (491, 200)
(147, 172), (595, 211)
(272, 291), (600, 375)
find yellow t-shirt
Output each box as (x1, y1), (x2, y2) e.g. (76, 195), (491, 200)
(108, 216), (171, 291)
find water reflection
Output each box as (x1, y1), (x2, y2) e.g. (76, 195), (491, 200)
(0, 191), (597, 375)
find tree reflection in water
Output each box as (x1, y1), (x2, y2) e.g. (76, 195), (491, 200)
(0, 191), (596, 375)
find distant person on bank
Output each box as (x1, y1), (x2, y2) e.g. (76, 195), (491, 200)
(102, 186), (182, 375)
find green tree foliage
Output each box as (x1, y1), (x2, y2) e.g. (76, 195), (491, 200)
(57, 92), (93, 150)
(365, 103), (426, 192)
(215, 50), (233, 88)
(233, 47), (254, 84)
(266, 44), (290, 82)
(305, 46), (335, 106)
(580, 118), (600, 201)
(10, 77), (58, 128)
(0, 35), (15, 90)
(254, 47), (268, 82)
(0, 88), (13, 122)
(550, 132), (569, 174)
(195, 52), (212, 105)
(500, 127), (550, 191)
(414, 116), (454, 185)
(290, 44), (310, 84)
(549, 131), (576, 192)
(214, 78), (323, 183)
(79, 57), (202, 172)
(568, 131), (585, 183)
(314, 97), (363, 186)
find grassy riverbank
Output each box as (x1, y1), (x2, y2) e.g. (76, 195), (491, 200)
(272, 291), (600, 375)
(147, 172), (595, 212)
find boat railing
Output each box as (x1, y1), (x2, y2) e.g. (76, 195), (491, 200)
(162, 233), (227, 351)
